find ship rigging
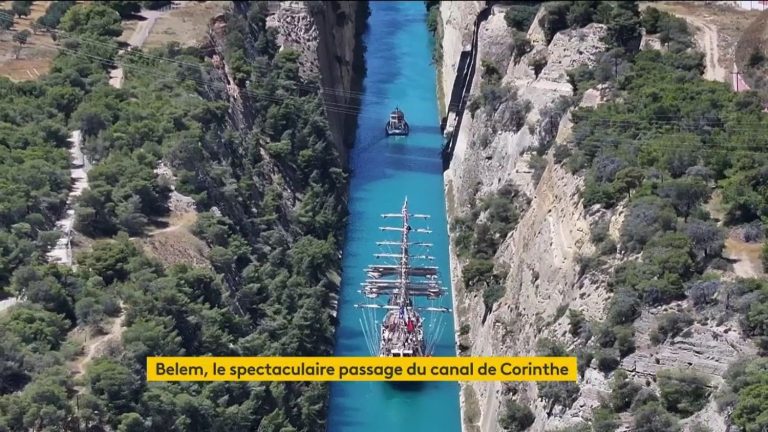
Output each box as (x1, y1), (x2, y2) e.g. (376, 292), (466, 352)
(355, 197), (451, 357)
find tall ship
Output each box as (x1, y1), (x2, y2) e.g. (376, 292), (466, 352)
(385, 107), (410, 136)
(355, 198), (451, 357)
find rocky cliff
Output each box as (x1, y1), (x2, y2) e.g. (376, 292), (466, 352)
(439, 1), (484, 114)
(439, 4), (756, 432)
(443, 8), (612, 430)
(266, 1), (367, 164)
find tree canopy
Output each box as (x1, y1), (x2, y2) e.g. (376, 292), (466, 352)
(0, 2), (348, 431)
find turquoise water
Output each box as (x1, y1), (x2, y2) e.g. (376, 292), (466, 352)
(327, 2), (461, 432)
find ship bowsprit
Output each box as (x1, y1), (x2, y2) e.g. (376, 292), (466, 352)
(355, 197), (451, 358)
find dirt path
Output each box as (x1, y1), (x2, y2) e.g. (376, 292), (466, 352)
(70, 307), (126, 382)
(127, 11), (164, 48)
(706, 193), (764, 278)
(647, 2), (760, 85)
(0, 297), (18, 314)
(109, 9), (171, 88)
(732, 62), (751, 91)
(47, 130), (88, 267)
(686, 15), (727, 82)
(724, 238), (764, 278)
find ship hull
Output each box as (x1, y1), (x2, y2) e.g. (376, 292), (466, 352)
(385, 121), (410, 136)
(355, 198), (451, 369)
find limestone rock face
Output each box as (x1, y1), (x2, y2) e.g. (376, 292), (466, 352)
(442, 7), (612, 430)
(446, 10), (608, 217)
(533, 23), (608, 89)
(440, 4), (757, 431)
(439, 1), (484, 111)
(266, 1), (321, 79)
(264, 1), (367, 163)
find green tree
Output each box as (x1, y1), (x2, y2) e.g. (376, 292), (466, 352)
(122, 318), (184, 365)
(499, 399), (535, 431)
(87, 359), (141, 415)
(462, 259), (495, 289)
(642, 7), (662, 33)
(37, 1), (76, 28)
(77, 236), (142, 284)
(763, 242), (768, 273)
(95, 1), (141, 18)
(633, 402), (680, 432)
(657, 177), (710, 221)
(0, 304), (70, 350)
(538, 2), (569, 44)
(592, 405), (619, 432)
(732, 383), (768, 432)
(606, 1), (641, 50)
(117, 412), (147, 432)
(567, 1), (598, 27)
(12, 28), (29, 59)
(615, 166), (644, 198)
(11, 1), (31, 18)
(504, 3), (540, 32)
(75, 296), (105, 327)
(610, 370), (642, 412)
(0, 9), (14, 31)
(657, 369), (710, 416)
(59, 4), (123, 37)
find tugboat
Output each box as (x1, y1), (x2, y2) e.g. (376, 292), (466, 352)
(385, 107), (410, 136)
(355, 198), (451, 357)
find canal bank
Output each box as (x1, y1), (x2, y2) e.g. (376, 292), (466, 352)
(327, 2), (461, 432)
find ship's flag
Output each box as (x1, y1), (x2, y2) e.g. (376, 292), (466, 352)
(399, 305), (404, 320)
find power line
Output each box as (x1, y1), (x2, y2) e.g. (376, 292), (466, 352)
(20, 33), (768, 148)
(6, 13), (768, 153)
(13, 31), (768, 146)
(6, 9), (768, 128)
(0, 10), (388, 102)
(15, 34), (377, 120)
(570, 135), (768, 157)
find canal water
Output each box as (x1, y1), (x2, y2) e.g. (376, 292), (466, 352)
(327, 2), (461, 432)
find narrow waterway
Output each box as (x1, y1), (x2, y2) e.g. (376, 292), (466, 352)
(327, 3), (461, 432)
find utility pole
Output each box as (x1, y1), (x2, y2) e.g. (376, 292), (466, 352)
(614, 56), (619, 78)
(732, 70), (741, 92)
(550, 114), (557, 141)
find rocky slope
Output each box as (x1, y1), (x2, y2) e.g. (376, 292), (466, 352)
(440, 5), (757, 432)
(443, 9), (612, 430)
(439, 1), (484, 113)
(266, 1), (367, 163)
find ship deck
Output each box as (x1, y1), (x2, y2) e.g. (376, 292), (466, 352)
(355, 197), (450, 358)
(380, 309), (424, 357)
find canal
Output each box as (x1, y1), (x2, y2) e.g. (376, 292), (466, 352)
(327, 2), (461, 432)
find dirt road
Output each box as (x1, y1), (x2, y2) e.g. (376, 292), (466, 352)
(110, 9), (171, 88)
(71, 308), (126, 380)
(686, 14), (728, 82)
(0, 297), (18, 314)
(724, 238), (764, 278)
(645, 2), (760, 84)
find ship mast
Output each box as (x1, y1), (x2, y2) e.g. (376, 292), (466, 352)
(355, 197), (452, 357)
(398, 197), (410, 312)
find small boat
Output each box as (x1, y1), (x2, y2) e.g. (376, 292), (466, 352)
(385, 107), (410, 136)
